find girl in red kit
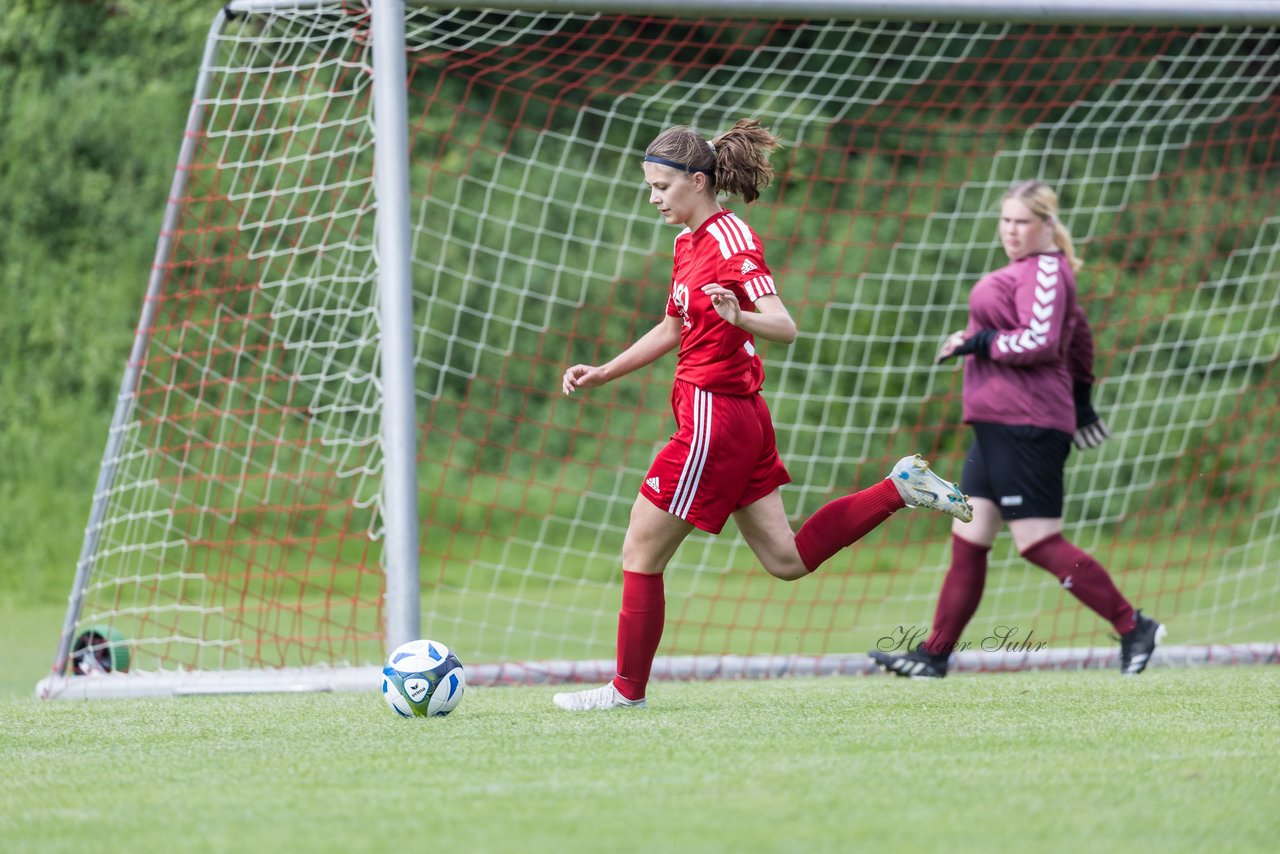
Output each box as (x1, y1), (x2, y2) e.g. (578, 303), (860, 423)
(870, 180), (1165, 679)
(554, 119), (973, 711)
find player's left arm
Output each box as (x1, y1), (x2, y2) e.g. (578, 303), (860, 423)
(702, 286), (797, 344)
(1066, 302), (1110, 449)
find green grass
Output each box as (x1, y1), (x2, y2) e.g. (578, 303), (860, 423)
(2, 600), (1277, 853)
(2, 598), (63, 701)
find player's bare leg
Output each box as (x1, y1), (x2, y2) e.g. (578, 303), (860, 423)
(733, 489), (808, 580)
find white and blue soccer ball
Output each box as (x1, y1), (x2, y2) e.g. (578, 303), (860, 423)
(381, 639), (465, 718)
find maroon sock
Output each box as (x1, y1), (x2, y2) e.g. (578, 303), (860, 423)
(1021, 534), (1136, 634)
(794, 478), (906, 572)
(612, 570), (665, 701)
(923, 534), (990, 655)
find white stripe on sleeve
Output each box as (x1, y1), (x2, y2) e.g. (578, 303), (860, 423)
(705, 223), (733, 259)
(744, 275), (776, 301)
(725, 214), (756, 250)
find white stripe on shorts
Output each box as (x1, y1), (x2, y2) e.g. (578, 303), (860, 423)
(670, 388), (712, 520)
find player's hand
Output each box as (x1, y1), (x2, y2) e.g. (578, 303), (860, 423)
(562, 364), (608, 395)
(701, 284), (741, 325)
(1073, 418), (1110, 450)
(936, 330), (967, 363)
(1071, 381), (1108, 449)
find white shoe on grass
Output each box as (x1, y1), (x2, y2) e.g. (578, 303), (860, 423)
(889, 454), (973, 523)
(553, 682), (646, 711)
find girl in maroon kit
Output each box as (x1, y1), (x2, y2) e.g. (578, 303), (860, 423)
(554, 119), (972, 711)
(870, 180), (1165, 679)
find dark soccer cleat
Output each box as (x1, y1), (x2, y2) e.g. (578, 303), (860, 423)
(1118, 610), (1166, 675)
(869, 646), (950, 679)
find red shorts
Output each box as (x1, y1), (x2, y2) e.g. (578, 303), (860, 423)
(641, 380), (792, 534)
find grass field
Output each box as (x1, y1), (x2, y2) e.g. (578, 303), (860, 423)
(2, 600), (1277, 853)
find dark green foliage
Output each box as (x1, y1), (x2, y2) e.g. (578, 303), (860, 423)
(0, 0), (213, 599)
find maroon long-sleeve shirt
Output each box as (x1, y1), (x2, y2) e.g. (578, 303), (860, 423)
(961, 251), (1095, 435)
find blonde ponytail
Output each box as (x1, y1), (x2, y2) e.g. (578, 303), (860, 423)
(1049, 217), (1083, 273)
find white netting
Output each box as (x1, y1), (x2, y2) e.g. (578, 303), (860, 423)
(47, 4), (1279, 696)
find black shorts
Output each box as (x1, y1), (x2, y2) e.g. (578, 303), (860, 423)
(961, 422), (1072, 520)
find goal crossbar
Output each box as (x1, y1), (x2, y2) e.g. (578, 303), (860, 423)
(223, 0), (1280, 25)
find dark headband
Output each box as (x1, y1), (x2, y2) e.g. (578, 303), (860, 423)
(643, 154), (715, 176)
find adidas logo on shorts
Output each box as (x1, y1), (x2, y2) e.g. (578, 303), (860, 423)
(645, 476), (660, 493)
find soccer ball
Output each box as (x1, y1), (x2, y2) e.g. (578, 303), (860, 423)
(381, 639), (465, 718)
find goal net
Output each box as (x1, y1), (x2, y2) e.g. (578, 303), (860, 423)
(40, 1), (1280, 698)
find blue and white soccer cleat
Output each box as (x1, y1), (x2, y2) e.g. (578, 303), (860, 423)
(889, 454), (973, 523)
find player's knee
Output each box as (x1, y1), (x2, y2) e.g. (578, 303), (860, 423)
(621, 536), (674, 575)
(621, 543), (655, 574)
(761, 555), (808, 581)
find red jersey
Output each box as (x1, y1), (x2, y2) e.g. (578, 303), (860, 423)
(664, 209), (777, 395)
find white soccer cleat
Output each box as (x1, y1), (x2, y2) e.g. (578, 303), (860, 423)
(553, 682), (647, 711)
(889, 454), (973, 523)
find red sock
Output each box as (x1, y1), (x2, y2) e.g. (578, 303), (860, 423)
(1021, 534), (1136, 634)
(794, 478), (905, 572)
(612, 570), (665, 701)
(924, 534), (990, 655)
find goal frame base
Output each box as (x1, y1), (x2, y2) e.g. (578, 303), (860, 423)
(36, 643), (1278, 699)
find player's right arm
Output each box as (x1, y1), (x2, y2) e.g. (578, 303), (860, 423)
(562, 314), (683, 395)
(938, 256), (1068, 365)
